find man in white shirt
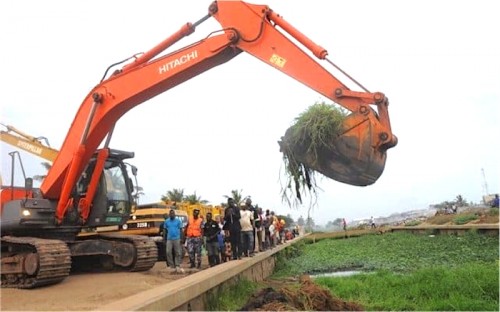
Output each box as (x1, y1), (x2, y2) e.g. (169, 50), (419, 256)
(239, 204), (254, 257)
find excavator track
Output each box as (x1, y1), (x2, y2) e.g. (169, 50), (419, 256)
(95, 233), (158, 271)
(1, 236), (71, 289)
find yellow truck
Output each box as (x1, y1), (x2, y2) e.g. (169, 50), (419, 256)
(116, 202), (188, 261)
(171, 201), (225, 220)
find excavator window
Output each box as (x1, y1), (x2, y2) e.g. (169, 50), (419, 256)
(104, 166), (129, 214)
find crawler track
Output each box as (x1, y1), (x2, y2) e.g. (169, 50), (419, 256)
(95, 233), (158, 271)
(1, 236), (71, 289)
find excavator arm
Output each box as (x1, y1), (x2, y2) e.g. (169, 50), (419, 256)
(0, 123), (58, 162)
(41, 0), (397, 223)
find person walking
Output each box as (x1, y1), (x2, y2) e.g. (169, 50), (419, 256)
(203, 212), (221, 267)
(240, 202), (254, 257)
(185, 209), (203, 269)
(163, 209), (185, 273)
(223, 197), (242, 260)
(370, 216), (376, 229)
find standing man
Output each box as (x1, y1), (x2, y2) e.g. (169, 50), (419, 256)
(492, 194), (499, 208)
(263, 209), (271, 250)
(278, 218), (286, 243)
(244, 198), (257, 253)
(255, 207), (264, 252)
(224, 198), (242, 260)
(164, 209), (185, 273)
(215, 215), (226, 262)
(203, 212), (221, 267)
(269, 211), (278, 248)
(240, 202), (254, 257)
(370, 216), (376, 228)
(185, 209), (203, 269)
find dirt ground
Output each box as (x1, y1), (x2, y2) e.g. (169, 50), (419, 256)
(0, 259), (207, 311)
(1, 261), (362, 312)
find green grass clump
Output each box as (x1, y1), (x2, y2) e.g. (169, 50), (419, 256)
(453, 214), (478, 225)
(428, 214), (453, 225)
(288, 102), (347, 162)
(280, 102), (347, 205)
(315, 262), (499, 311)
(404, 220), (421, 226)
(206, 278), (257, 311)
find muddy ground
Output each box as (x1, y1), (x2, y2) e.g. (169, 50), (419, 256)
(240, 275), (364, 311)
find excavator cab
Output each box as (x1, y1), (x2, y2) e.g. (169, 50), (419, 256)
(78, 150), (136, 228)
(1, 149), (137, 237)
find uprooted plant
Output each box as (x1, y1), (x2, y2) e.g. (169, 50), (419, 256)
(279, 101), (347, 206)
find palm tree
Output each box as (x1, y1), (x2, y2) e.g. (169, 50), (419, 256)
(162, 188), (184, 202)
(224, 189), (244, 206)
(183, 191), (208, 205)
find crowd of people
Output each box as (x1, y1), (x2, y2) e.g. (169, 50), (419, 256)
(162, 197), (299, 273)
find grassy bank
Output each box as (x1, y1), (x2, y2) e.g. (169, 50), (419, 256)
(316, 262), (498, 311)
(275, 232), (499, 311)
(210, 231), (498, 311)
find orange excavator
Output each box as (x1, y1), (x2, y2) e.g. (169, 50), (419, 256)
(1, 0), (397, 288)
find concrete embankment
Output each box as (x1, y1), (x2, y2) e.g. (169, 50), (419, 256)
(96, 236), (305, 311)
(390, 223), (498, 236)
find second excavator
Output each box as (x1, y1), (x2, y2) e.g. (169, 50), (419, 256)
(1, 0), (397, 288)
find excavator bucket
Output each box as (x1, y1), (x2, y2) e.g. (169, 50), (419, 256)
(279, 111), (387, 186)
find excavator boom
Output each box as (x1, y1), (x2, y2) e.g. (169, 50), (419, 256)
(40, 0), (396, 222)
(1, 0), (398, 289)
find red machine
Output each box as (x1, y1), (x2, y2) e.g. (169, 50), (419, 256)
(1, 0), (396, 288)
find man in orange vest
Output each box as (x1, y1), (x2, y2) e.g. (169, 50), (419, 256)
(185, 209), (204, 269)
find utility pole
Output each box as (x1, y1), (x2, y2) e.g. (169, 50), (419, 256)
(481, 168), (489, 196)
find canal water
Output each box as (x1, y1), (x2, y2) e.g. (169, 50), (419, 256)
(310, 270), (366, 278)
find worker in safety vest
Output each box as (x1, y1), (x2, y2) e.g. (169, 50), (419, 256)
(185, 209), (203, 269)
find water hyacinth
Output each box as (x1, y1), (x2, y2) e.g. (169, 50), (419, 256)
(280, 101), (347, 205)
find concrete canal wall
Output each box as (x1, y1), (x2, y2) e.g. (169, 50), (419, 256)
(390, 223), (498, 236)
(96, 237), (304, 311)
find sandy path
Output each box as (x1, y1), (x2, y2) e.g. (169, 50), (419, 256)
(1, 260), (207, 311)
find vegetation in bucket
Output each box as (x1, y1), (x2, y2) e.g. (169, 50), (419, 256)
(280, 101), (347, 205)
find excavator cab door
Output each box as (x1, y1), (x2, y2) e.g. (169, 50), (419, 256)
(83, 156), (134, 227)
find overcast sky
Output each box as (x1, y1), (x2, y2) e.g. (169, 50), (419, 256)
(1, 0), (499, 225)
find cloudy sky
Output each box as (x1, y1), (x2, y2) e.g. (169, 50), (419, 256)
(1, 0), (498, 225)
